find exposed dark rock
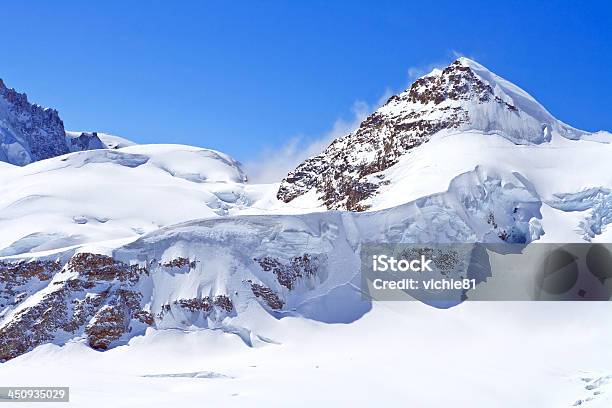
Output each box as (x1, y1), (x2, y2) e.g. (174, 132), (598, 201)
(0, 260), (61, 306)
(0, 78), (104, 166)
(161, 257), (197, 269)
(64, 291), (108, 333)
(249, 282), (284, 310)
(212, 295), (233, 312)
(255, 254), (323, 289)
(0, 286), (68, 361)
(67, 253), (148, 284)
(174, 295), (234, 314)
(66, 132), (105, 152)
(175, 297), (213, 313)
(277, 59), (520, 211)
(0, 253), (151, 361)
(134, 310), (154, 326)
(0, 79), (68, 165)
(85, 305), (129, 350)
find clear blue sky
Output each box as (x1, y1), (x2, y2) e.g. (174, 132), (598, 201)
(1, 1), (610, 161)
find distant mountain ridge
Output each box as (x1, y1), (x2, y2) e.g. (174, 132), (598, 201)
(0, 78), (103, 166)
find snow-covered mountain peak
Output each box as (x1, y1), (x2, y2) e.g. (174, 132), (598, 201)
(276, 58), (595, 211)
(448, 57), (543, 106)
(454, 57), (542, 104)
(383, 57), (574, 139)
(452, 57), (580, 134)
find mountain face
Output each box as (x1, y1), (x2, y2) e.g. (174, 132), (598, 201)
(0, 79), (103, 165)
(277, 58), (588, 211)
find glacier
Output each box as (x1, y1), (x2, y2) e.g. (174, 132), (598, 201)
(0, 58), (611, 407)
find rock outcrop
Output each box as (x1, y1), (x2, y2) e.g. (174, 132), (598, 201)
(0, 249), (321, 360)
(66, 131), (105, 152)
(0, 78), (104, 166)
(0, 253), (151, 361)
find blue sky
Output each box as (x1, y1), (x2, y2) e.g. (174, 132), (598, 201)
(1, 1), (610, 164)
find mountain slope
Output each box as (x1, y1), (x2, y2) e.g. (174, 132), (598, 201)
(0, 144), (253, 257)
(0, 79), (104, 165)
(277, 58), (606, 211)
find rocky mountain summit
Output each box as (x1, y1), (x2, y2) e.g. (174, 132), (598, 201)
(0, 78), (103, 165)
(277, 58), (588, 211)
